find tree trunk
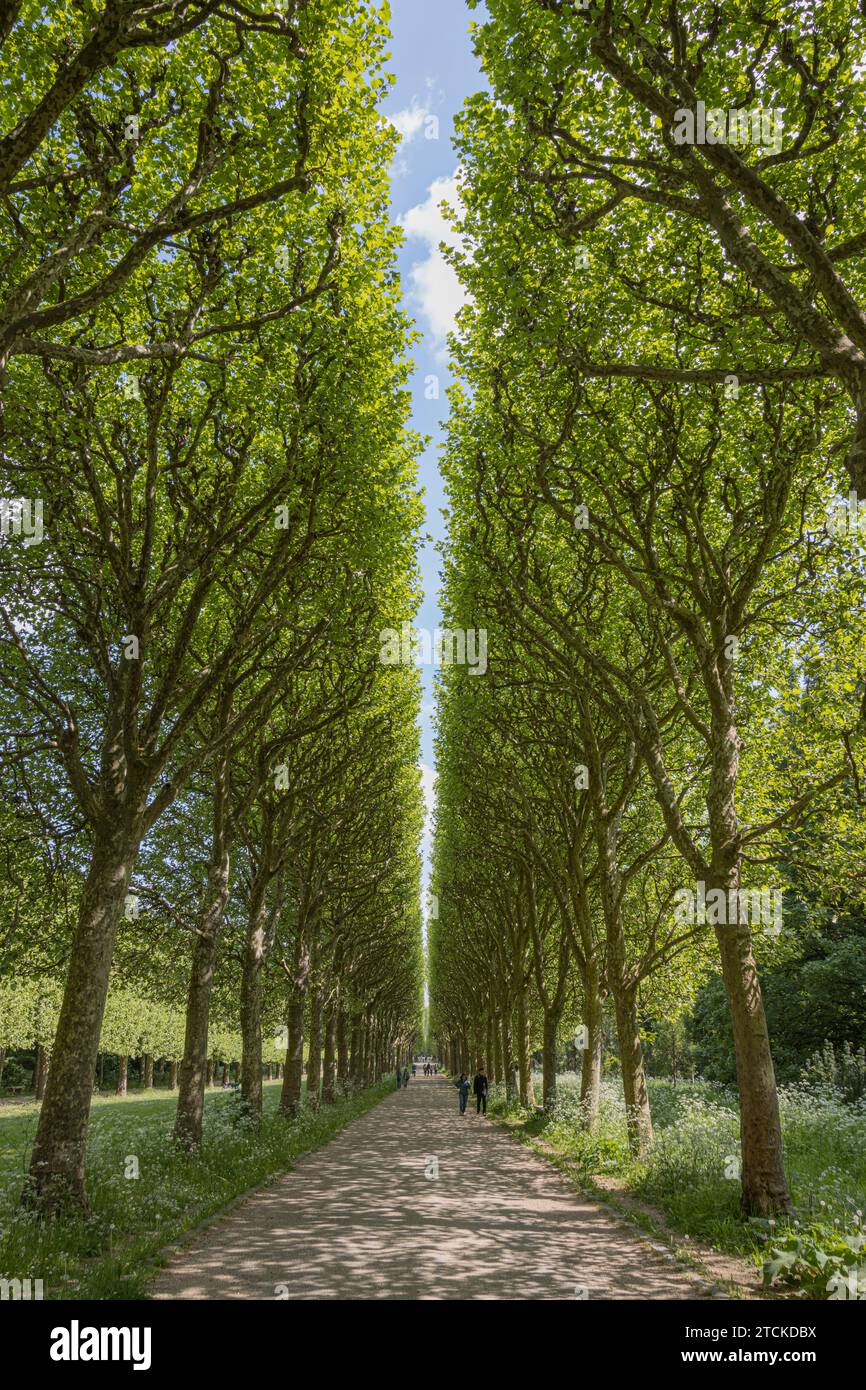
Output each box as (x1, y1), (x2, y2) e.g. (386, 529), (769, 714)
(501, 1013), (516, 1102)
(580, 973), (604, 1132)
(34, 1044), (50, 1100)
(348, 1016), (362, 1091)
(715, 914), (790, 1214)
(516, 989), (535, 1106)
(336, 1003), (349, 1095)
(541, 1011), (559, 1112)
(703, 674), (791, 1215)
(322, 996), (337, 1104)
(491, 1013), (502, 1084)
(173, 771), (232, 1150)
(280, 934), (310, 1117)
(206, 1058), (214, 1088)
(0, 1047), (5, 1088)
(24, 819), (141, 1209)
(613, 983), (653, 1155)
(239, 885), (269, 1124)
(356, 1016), (367, 1088)
(169, 1060), (178, 1089)
(115, 1054), (128, 1096)
(143, 1054), (154, 1090)
(306, 986), (323, 1109)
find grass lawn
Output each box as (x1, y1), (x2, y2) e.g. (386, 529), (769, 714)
(0, 1078), (392, 1299)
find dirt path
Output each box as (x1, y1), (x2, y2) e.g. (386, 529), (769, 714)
(150, 1075), (708, 1300)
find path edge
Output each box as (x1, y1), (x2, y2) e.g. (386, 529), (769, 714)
(144, 1082), (394, 1299)
(488, 1112), (747, 1301)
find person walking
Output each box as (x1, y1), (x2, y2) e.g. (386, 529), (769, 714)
(402, 1066), (410, 1088)
(473, 1067), (489, 1115)
(412, 1063), (417, 1077)
(396, 1067), (402, 1089)
(455, 1073), (470, 1115)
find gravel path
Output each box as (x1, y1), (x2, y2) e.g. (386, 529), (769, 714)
(150, 1074), (707, 1300)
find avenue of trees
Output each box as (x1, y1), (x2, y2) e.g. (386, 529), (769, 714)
(429, 0), (866, 1217)
(0, 1), (424, 1211)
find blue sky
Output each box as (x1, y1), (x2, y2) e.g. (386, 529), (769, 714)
(380, 0), (487, 926)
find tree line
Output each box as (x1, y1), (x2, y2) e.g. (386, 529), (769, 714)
(429, 0), (866, 1217)
(0, 1), (424, 1210)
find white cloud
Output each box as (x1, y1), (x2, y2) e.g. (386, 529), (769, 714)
(401, 172), (468, 347)
(387, 97), (430, 144)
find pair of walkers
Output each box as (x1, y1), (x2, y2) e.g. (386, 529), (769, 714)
(455, 1069), (488, 1116)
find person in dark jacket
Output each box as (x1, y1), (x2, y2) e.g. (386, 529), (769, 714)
(455, 1074), (470, 1114)
(473, 1068), (489, 1114)
(402, 1066), (410, 1087)
(396, 1067), (402, 1089)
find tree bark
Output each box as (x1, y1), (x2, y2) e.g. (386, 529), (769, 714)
(34, 1044), (50, 1100)
(306, 986), (323, 1109)
(280, 933), (310, 1117)
(348, 1016), (362, 1091)
(516, 988), (536, 1106)
(714, 907), (790, 1214)
(322, 994), (337, 1104)
(115, 1054), (128, 1096)
(336, 1002), (349, 1095)
(501, 1012), (516, 1102)
(173, 757), (232, 1151)
(541, 1010), (560, 1112)
(169, 1060), (178, 1089)
(24, 818), (141, 1209)
(704, 675), (791, 1214)
(613, 983), (653, 1155)
(143, 1054), (153, 1090)
(239, 883), (269, 1124)
(580, 968), (604, 1132)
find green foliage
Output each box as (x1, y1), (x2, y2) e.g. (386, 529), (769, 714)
(801, 1042), (866, 1106)
(761, 1225), (866, 1300)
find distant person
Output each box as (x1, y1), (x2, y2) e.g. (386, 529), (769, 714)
(396, 1068), (402, 1089)
(412, 1063), (417, 1077)
(473, 1068), (489, 1115)
(402, 1067), (409, 1087)
(455, 1073), (470, 1115)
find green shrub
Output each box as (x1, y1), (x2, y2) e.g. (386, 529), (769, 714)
(760, 1222), (866, 1299)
